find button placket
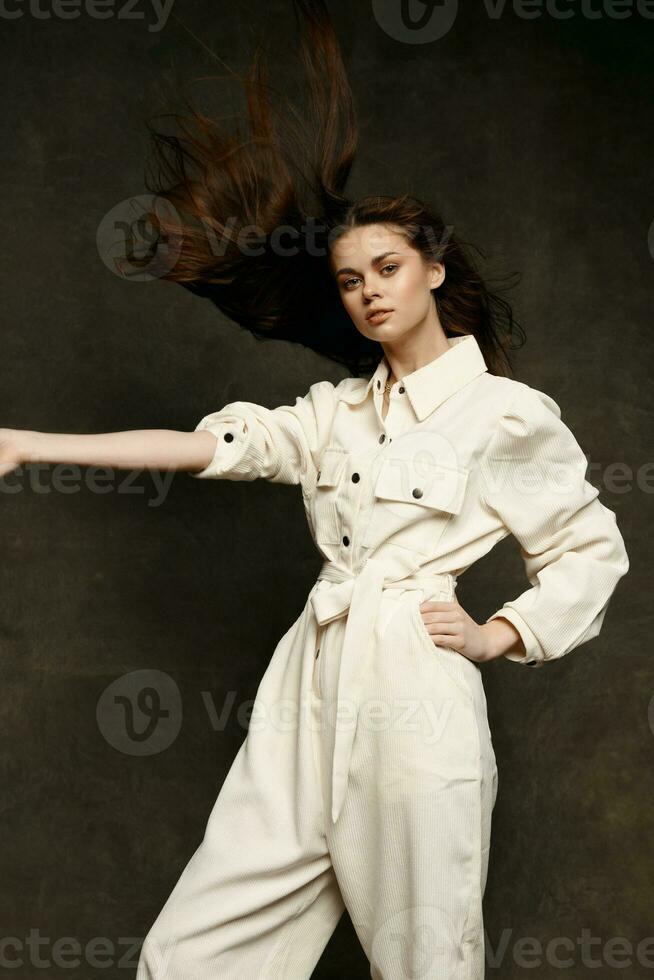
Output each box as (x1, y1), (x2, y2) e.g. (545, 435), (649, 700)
(355, 440), (392, 559)
(345, 448), (376, 559)
(339, 458), (356, 553)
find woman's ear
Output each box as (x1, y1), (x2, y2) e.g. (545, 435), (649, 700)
(429, 261), (445, 290)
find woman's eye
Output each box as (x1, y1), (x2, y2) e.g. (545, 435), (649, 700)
(342, 264), (396, 290)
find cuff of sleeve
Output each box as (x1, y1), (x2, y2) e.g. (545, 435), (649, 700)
(190, 415), (254, 480)
(486, 608), (546, 668)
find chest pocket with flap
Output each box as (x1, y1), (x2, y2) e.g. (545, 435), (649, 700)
(362, 455), (469, 557)
(312, 446), (349, 545)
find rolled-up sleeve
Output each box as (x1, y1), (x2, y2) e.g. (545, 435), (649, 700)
(189, 380), (336, 485)
(481, 384), (629, 668)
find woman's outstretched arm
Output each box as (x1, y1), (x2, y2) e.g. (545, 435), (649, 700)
(0, 379), (342, 484)
(0, 427), (218, 478)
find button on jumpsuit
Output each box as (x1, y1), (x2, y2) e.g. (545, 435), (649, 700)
(136, 335), (629, 980)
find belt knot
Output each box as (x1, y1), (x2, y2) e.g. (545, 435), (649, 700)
(309, 557), (456, 823)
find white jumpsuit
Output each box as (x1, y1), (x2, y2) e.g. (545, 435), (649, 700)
(136, 334), (629, 980)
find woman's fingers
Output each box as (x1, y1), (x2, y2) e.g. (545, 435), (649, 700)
(419, 600), (463, 641)
(422, 618), (458, 630)
(420, 609), (459, 621)
(419, 600), (457, 612)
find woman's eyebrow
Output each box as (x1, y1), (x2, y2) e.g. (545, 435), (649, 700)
(334, 251), (402, 277)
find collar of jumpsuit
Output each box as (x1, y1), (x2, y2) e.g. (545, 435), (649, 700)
(340, 331), (488, 420)
(310, 333), (490, 823)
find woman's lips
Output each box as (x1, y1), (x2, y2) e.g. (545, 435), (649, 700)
(367, 310), (393, 325)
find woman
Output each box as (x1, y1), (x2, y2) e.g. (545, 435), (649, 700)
(0, 2), (629, 978)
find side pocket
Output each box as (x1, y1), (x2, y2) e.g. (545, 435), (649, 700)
(311, 629), (324, 700)
(408, 591), (475, 705)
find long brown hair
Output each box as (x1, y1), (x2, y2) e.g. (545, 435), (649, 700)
(124, 0), (525, 377)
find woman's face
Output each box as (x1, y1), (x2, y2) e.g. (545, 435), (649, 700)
(329, 223), (444, 344)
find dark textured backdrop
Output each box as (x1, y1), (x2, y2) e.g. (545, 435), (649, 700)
(0, 1), (651, 977)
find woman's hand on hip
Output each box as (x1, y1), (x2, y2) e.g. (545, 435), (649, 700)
(418, 597), (526, 664)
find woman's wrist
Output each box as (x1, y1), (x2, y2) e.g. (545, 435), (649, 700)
(480, 617), (527, 662)
(0, 428), (41, 467)
(20, 430), (41, 465)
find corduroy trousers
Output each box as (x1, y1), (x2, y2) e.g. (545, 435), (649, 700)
(136, 578), (498, 980)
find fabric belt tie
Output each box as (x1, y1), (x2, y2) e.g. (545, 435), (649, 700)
(309, 556), (456, 823)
